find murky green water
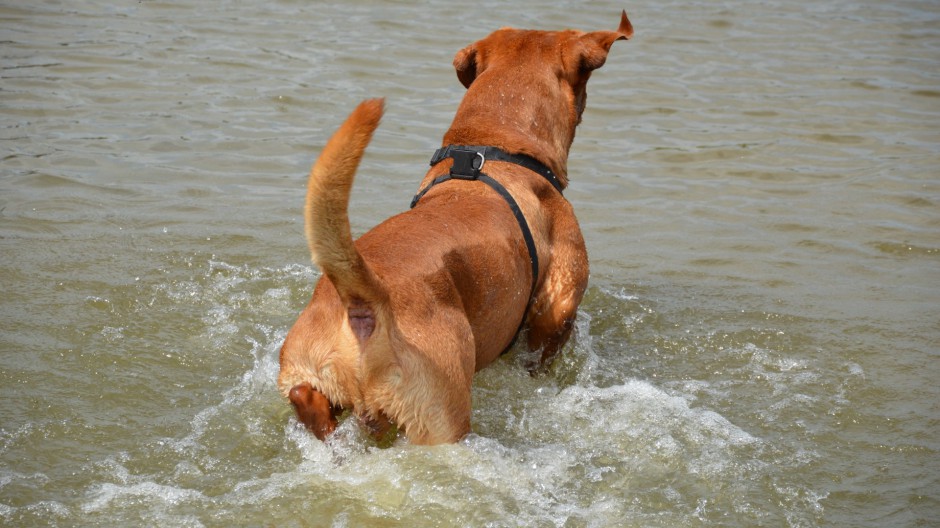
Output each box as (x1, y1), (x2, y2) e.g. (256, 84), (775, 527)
(2, 1), (938, 526)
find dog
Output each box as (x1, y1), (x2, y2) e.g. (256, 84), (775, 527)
(278, 11), (633, 445)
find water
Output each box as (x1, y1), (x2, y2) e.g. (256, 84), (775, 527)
(2, 0), (938, 526)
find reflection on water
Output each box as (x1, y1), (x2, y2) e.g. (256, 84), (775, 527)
(2, 0), (938, 526)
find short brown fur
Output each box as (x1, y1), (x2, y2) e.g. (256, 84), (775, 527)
(278, 12), (633, 445)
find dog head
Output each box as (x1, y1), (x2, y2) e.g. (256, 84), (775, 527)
(454, 11), (632, 115)
(447, 11), (633, 180)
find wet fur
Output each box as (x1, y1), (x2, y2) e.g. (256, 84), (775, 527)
(278, 12), (633, 445)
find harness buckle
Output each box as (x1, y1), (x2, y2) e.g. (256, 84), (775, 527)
(449, 148), (485, 180)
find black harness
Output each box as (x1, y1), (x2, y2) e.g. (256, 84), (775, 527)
(410, 145), (564, 316)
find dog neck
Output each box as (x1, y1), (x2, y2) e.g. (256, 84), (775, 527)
(441, 67), (577, 188)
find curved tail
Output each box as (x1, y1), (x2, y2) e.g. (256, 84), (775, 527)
(305, 99), (387, 320)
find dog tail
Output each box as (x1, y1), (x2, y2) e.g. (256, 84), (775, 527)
(305, 98), (388, 318)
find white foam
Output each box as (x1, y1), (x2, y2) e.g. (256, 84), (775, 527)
(82, 481), (206, 514)
(547, 381), (749, 436)
(258, 376), (761, 525)
(610, 287), (640, 301)
(169, 324), (284, 456)
(66, 261), (791, 525)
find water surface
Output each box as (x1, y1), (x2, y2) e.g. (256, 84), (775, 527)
(2, 1), (938, 526)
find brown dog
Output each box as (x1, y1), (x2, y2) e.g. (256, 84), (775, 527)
(278, 12), (633, 445)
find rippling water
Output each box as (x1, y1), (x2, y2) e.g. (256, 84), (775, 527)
(2, 1), (938, 526)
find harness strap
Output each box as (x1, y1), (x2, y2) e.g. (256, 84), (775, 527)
(410, 147), (561, 348)
(429, 145), (564, 194)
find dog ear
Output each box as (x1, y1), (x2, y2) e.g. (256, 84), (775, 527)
(578, 10), (633, 72)
(453, 44), (479, 89)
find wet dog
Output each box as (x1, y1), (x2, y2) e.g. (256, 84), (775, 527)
(278, 12), (633, 444)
